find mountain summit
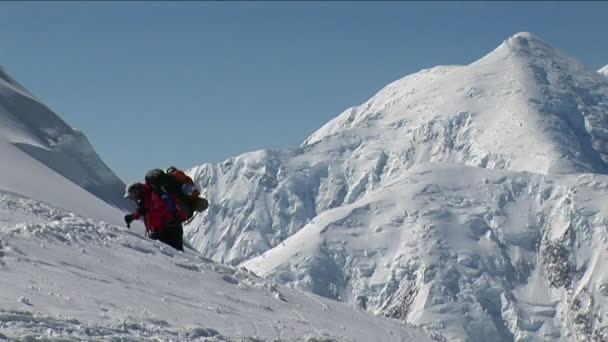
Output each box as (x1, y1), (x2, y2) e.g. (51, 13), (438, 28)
(187, 33), (608, 341)
(304, 31), (608, 175)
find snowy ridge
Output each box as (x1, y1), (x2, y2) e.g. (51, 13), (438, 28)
(600, 65), (608, 77)
(185, 33), (608, 341)
(0, 66), (38, 102)
(0, 190), (430, 341)
(0, 67), (131, 220)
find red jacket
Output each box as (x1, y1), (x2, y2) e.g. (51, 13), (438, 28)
(134, 184), (188, 232)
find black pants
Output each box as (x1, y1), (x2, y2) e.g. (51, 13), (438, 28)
(149, 224), (183, 251)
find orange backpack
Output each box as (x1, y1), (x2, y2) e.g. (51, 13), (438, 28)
(168, 170), (201, 199)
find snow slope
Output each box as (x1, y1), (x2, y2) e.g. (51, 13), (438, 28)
(0, 67), (130, 224)
(183, 33), (608, 341)
(0, 190), (431, 341)
(600, 65), (608, 77)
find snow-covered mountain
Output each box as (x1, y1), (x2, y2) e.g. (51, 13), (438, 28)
(186, 32), (608, 264)
(0, 67), (130, 224)
(0, 190), (431, 341)
(600, 65), (608, 77)
(185, 32), (608, 341)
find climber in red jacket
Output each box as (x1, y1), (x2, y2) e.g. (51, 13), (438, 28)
(123, 182), (188, 251)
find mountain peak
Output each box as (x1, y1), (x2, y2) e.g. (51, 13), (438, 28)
(303, 32), (608, 175)
(509, 31), (546, 43)
(484, 32), (562, 64)
(503, 32), (555, 55)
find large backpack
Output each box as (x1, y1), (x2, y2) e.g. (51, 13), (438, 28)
(144, 170), (190, 223)
(145, 169), (181, 194)
(166, 169), (208, 213)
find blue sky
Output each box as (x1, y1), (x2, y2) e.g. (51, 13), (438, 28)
(0, 2), (607, 182)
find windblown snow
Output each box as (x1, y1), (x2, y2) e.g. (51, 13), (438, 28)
(0, 67), (130, 224)
(186, 32), (608, 341)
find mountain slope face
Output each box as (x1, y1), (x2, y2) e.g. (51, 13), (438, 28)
(245, 163), (608, 341)
(185, 32), (608, 341)
(0, 67), (131, 222)
(0, 190), (431, 341)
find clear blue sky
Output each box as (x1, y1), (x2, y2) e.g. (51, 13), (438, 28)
(0, 2), (606, 182)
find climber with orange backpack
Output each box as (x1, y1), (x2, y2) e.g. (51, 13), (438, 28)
(123, 167), (209, 251)
(145, 167), (209, 221)
(123, 181), (189, 251)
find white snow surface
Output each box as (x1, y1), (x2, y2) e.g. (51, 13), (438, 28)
(185, 33), (608, 341)
(0, 191), (430, 341)
(0, 66), (131, 224)
(600, 65), (608, 77)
